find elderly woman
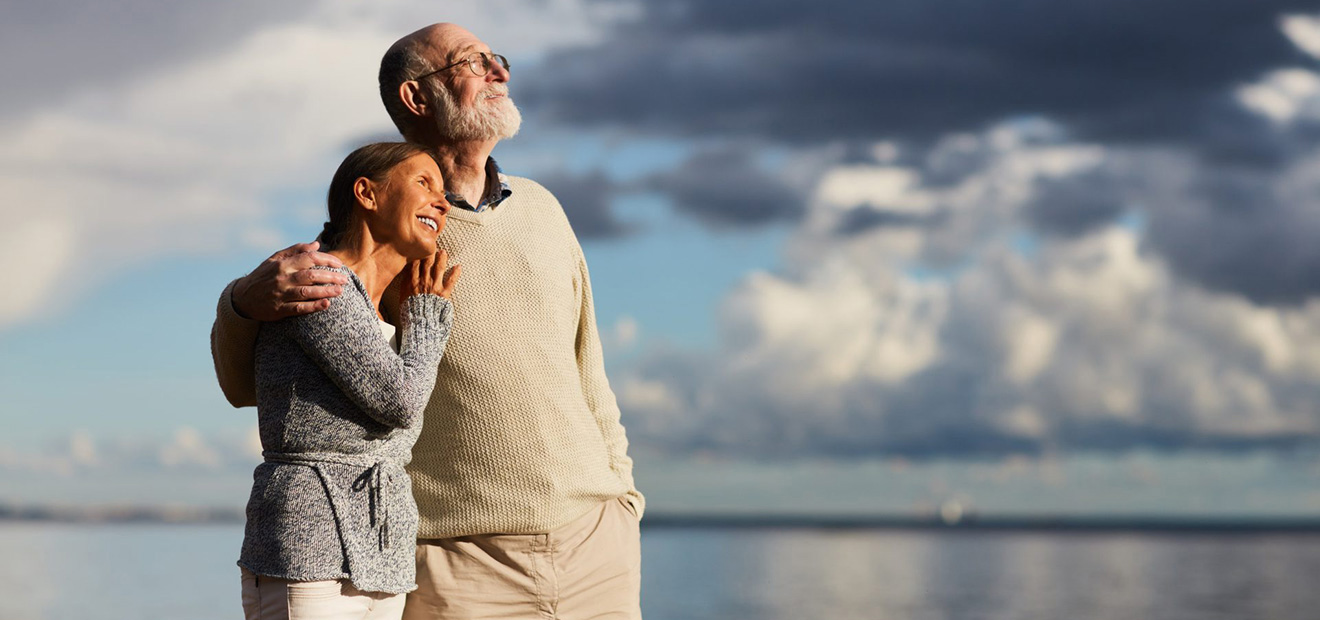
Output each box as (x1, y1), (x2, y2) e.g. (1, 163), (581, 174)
(237, 142), (460, 620)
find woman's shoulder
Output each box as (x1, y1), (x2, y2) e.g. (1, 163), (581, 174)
(314, 265), (367, 301)
(311, 264), (356, 280)
(279, 266), (373, 331)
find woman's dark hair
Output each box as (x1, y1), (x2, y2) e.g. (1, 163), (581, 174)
(321, 142), (430, 251)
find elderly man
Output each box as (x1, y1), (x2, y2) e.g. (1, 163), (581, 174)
(211, 23), (643, 620)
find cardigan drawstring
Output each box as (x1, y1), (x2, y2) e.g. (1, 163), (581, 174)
(264, 451), (395, 552)
(352, 462), (392, 550)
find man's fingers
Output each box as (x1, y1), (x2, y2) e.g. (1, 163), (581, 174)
(282, 284), (343, 302)
(288, 251), (346, 272)
(278, 299), (332, 317)
(293, 268), (348, 287)
(268, 241), (319, 261)
(304, 251), (344, 269)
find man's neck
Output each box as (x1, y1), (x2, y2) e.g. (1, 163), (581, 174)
(432, 140), (499, 206)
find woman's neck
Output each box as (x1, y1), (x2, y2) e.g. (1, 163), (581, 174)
(329, 240), (408, 320)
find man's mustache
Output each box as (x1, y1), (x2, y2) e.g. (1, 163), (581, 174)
(481, 84), (510, 98)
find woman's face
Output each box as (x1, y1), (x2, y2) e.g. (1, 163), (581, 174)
(366, 153), (450, 258)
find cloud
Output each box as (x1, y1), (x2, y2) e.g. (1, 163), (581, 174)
(0, 0), (637, 329)
(519, 0), (1319, 148)
(1023, 166), (1131, 237)
(1135, 143), (1320, 305)
(536, 170), (634, 239)
(641, 145), (807, 228)
(0, 426), (261, 475)
(0, 0), (320, 118)
(618, 123), (1320, 457)
(611, 315), (640, 348)
(157, 427), (223, 469)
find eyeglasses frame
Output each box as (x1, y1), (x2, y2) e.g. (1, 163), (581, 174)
(412, 52), (510, 81)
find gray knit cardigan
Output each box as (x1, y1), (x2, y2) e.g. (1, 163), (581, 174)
(238, 266), (452, 594)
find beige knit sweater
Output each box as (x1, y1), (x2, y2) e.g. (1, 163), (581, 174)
(211, 176), (642, 538)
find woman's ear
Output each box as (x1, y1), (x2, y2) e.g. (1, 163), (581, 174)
(400, 80), (428, 117)
(353, 177), (378, 211)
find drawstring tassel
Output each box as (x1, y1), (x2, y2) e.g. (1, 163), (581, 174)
(353, 462), (392, 551)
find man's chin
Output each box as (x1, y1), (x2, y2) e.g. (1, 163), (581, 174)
(488, 104), (522, 139)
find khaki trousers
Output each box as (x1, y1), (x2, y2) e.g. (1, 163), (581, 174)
(403, 497), (642, 620)
(240, 568), (407, 620)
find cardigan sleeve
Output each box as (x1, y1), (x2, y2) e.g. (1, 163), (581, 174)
(211, 279), (261, 408)
(283, 269), (452, 429)
(572, 247), (645, 518)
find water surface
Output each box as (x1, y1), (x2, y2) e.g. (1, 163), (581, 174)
(2, 523), (1317, 620)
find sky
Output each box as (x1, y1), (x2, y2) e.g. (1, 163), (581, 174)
(3, 0), (1320, 517)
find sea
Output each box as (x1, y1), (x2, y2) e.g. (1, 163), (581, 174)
(2, 523), (1318, 620)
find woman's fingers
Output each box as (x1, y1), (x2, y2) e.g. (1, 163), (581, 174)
(423, 251), (438, 289)
(403, 250), (458, 299)
(440, 264), (461, 299)
(430, 250), (449, 290)
(406, 257), (424, 298)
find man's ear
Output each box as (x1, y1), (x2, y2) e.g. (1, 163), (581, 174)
(353, 177), (378, 211)
(400, 80), (429, 117)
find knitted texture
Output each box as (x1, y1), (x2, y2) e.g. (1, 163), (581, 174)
(211, 176), (643, 540)
(239, 267), (453, 594)
(389, 176), (642, 537)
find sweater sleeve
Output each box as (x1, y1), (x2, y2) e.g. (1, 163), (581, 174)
(284, 274), (453, 429)
(211, 279), (261, 408)
(573, 247), (645, 518)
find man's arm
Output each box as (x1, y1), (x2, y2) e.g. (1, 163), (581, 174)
(573, 246), (645, 518)
(210, 242), (347, 407)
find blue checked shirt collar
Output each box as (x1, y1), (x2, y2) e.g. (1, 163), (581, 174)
(445, 157), (512, 213)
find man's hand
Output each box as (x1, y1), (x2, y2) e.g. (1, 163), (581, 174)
(402, 249), (461, 303)
(232, 241), (348, 321)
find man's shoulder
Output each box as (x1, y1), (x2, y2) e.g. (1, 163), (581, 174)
(502, 175), (574, 229)
(504, 175), (558, 203)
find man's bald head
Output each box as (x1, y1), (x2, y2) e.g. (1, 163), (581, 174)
(380, 24), (442, 138)
(379, 23), (519, 145)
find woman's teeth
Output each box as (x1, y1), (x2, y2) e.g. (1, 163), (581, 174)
(418, 216), (438, 232)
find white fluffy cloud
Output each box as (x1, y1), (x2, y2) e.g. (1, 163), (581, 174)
(0, 426), (264, 475)
(612, 11), (1320, 456)
(0, 0), (637, 327)
(621, 121), (1320, 456)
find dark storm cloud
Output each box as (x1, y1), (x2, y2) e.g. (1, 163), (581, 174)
(835, 208), (942, 236)
(537, 171), (635, 239)
(642, 146), (804, 227)
(518, 0), (1317, 147)
(1024, 168), (1131, 237)
(1146, 164), (1320, 305)
(0, 0), (317, 118)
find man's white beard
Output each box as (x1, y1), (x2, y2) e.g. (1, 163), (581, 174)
(432, 82), (522, 142)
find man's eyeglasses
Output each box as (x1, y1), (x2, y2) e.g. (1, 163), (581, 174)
(414, 52), (510, 80)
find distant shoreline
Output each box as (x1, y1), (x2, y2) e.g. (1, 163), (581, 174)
(4, 504), (1320, 533)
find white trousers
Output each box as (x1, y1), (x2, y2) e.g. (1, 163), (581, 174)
(241, 568), (407, 620)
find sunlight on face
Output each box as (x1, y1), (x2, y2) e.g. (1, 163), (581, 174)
(368, 153), (450, 258)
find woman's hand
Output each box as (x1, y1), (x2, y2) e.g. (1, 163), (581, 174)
(402, 249), (461, 302)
